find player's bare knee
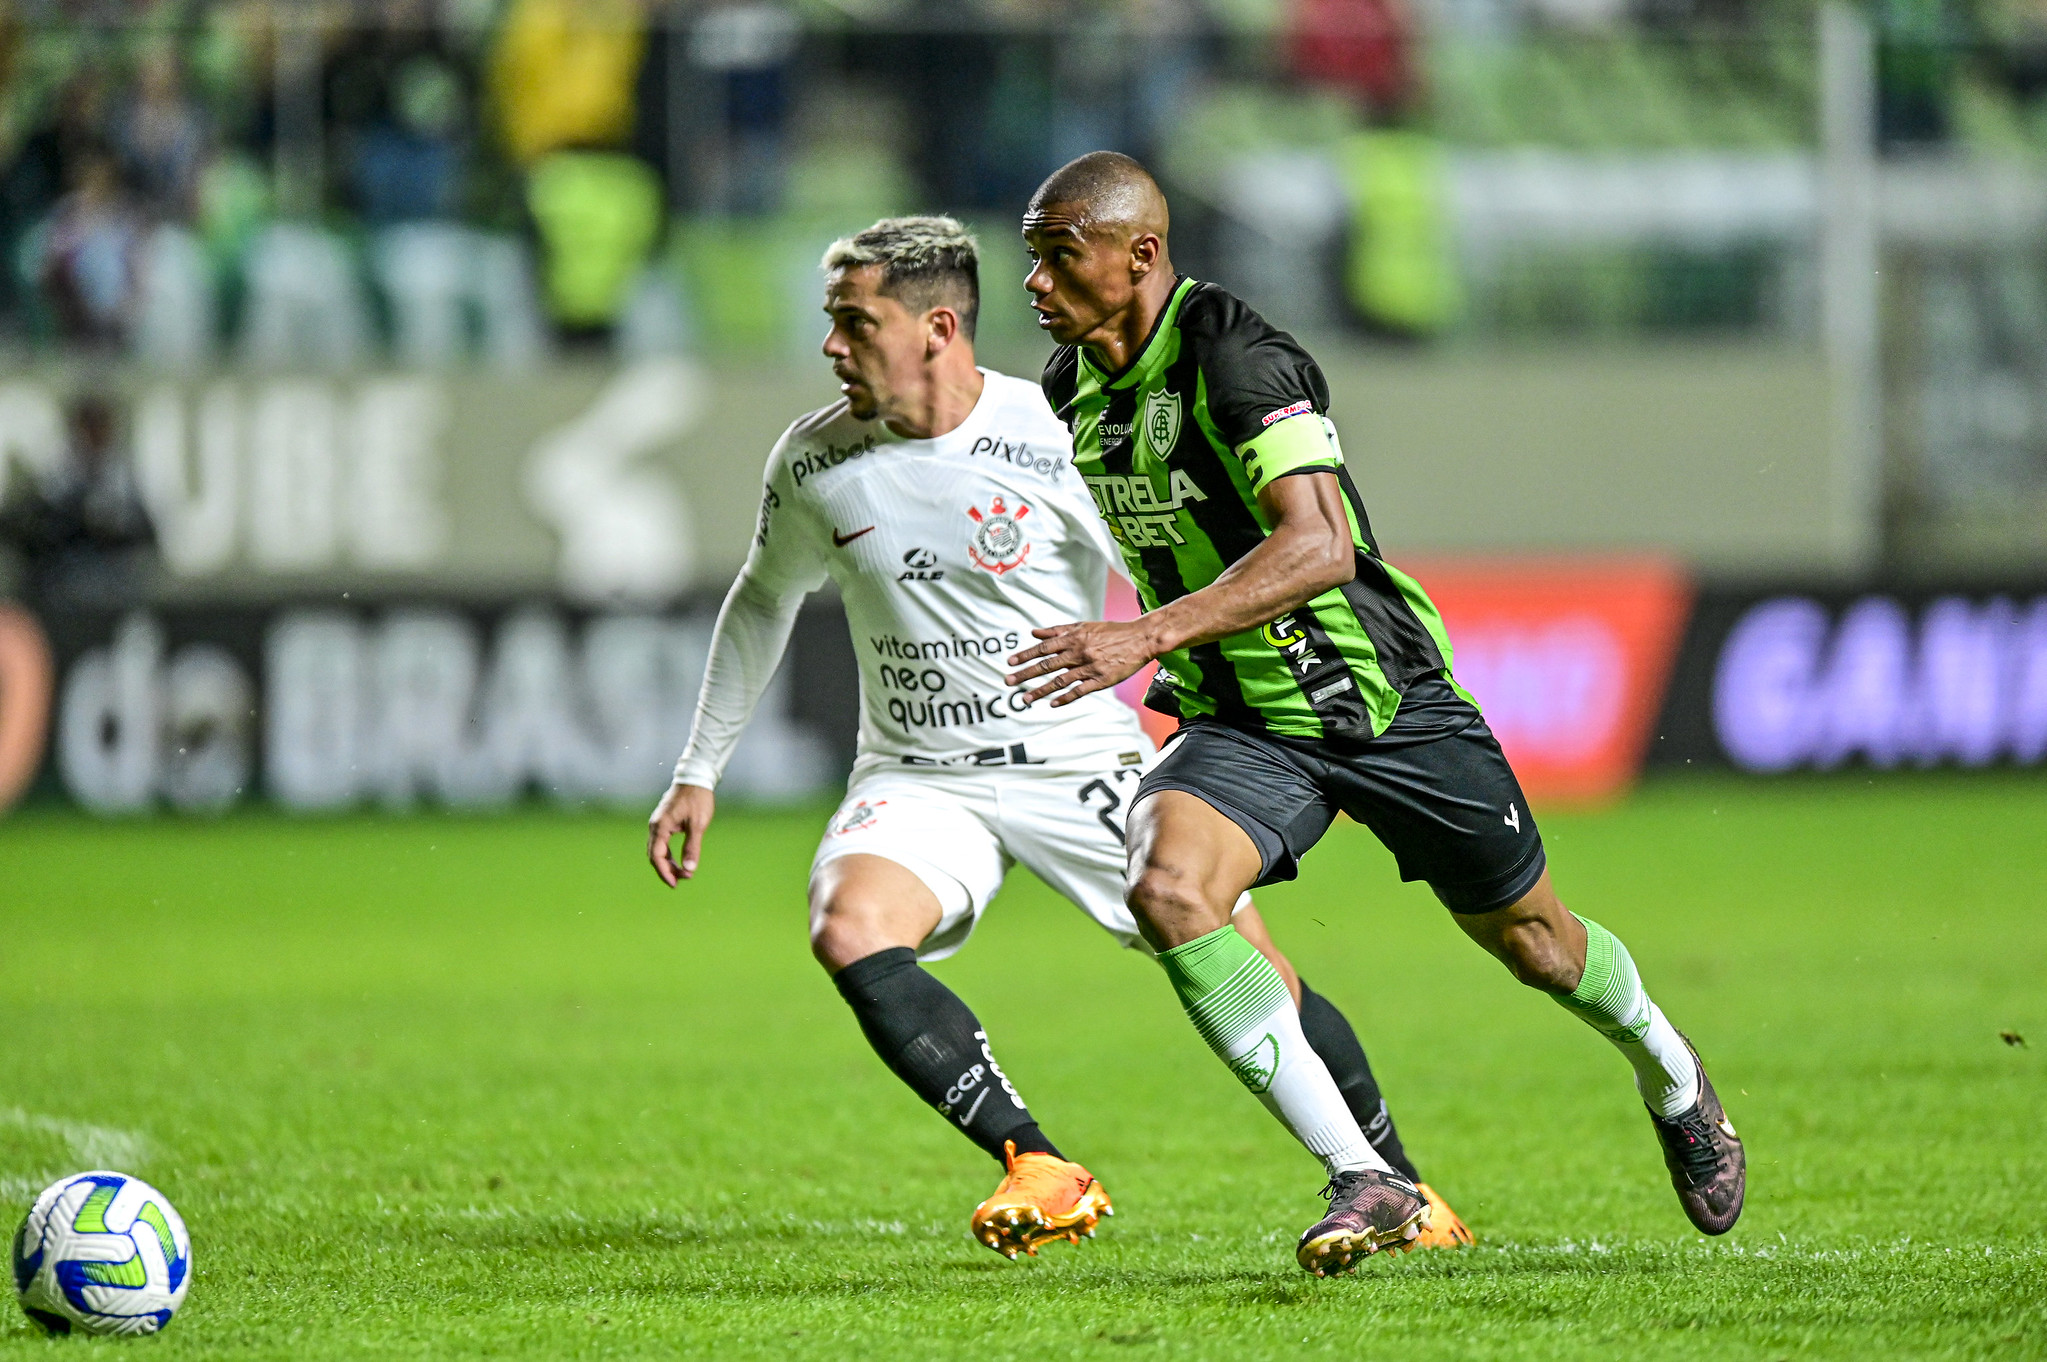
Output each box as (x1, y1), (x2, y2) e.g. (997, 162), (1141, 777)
(809, 893), (881, 971)
(1127, 863), (1216, 938)
(1498, 920), (1578, 993)
(807, 912), (847, 970)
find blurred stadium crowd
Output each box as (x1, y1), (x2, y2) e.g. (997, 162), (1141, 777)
(10, 0), (2047, 369)
(1, 0), (2045, 819)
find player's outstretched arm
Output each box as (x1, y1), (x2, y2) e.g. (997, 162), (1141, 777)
(657, 481), (822, 886)
(1006, 470), (1354, 706)
(647, 782), (716, 886)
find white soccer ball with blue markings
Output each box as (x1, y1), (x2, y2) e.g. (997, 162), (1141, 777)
(11, 1171), (191, 1336)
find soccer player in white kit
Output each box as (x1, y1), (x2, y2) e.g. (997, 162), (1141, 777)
(647, 217), (1469, 1260)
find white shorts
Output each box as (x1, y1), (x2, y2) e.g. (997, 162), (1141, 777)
(811, 758), (1154, 961)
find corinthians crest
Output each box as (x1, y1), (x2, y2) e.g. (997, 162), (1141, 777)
(831, 799), (885, 834)
(1141, 385), (1182, 457)
(965, 494), (1032, 574)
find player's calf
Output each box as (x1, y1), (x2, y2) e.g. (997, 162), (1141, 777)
(1454, 880), (1584, 992)
(1157, 925), (1392, 1177)
(1456, 878), (1742, 1232)
(832, 947), (1067, 1166)
(1455, 881), (1704, 1117)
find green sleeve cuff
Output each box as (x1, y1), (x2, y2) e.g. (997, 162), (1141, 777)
(1238, 413), (1338, 494)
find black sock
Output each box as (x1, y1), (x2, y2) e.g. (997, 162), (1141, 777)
(832, 947), (1062, 1164)
(1298, 981), (1422, 1183)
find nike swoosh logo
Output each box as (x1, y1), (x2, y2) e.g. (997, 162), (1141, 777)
(832, 526), (876, 548)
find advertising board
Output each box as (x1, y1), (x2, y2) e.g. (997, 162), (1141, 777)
(1113, 558), (1696, 804)
(1405, 557), (1694, 802)
(1653, 588), (2047, 771)
(7, 601), (841, 816)
(8, 575), (2044, 820)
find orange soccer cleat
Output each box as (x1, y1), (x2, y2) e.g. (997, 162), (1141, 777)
(970, 1139), (1113, 1259)
(1413, 1183), (1475, 1248)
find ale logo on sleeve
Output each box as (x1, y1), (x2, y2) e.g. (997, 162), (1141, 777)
(965, 495), (1032, 575)
(1140, 386), (1182, 458)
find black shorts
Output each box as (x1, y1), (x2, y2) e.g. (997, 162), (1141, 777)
(1137, 680), (1546, 913)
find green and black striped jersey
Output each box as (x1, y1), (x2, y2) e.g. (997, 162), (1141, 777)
(1042, 276), (1461, 741)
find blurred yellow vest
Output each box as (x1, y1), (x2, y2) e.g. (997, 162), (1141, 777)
(490, 0), (646, 164)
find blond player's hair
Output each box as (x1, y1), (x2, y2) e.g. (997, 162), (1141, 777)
(822, 216), (981, 340)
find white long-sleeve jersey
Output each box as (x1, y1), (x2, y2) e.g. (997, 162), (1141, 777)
(674, 370), (1151, 788)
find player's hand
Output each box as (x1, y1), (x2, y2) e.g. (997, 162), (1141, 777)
(648, 782), (716, 886)
(1006, 620), (1157, 707)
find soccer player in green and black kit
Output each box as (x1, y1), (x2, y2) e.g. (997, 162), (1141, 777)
(1008, 152), (1745, 1276)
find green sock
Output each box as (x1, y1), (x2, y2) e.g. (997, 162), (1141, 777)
(1554, 914), (1699, 1118)
(1557, 914), (1651, 1041)
(1159, 926), (1383, 1175)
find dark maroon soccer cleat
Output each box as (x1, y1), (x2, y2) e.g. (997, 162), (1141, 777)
(1295, 1167), (1432, 1275)
(1649, 1036), (1745, 1235)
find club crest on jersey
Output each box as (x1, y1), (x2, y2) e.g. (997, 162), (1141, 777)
(831, 799), (886, 835)
(965, 495), (1031, 574)
(1141, 386), (1182, 457)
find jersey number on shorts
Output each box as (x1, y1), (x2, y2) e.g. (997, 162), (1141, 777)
(1078, 769), (1142, 845)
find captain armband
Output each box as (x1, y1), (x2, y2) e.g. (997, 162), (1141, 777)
(1237, 411), (1341, 495)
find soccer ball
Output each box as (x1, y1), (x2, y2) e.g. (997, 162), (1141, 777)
(11, 1171), (191, 1336)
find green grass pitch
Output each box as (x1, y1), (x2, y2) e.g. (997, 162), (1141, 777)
(2, 776), (2042, 1359)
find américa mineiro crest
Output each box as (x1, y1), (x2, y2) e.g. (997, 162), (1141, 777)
(1140, 385), (1182, 458)
(966, 495), (1032, 574)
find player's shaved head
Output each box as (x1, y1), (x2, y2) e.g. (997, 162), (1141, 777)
(1024, 151), (1169, 245)
(1021, 152), (1177, 353)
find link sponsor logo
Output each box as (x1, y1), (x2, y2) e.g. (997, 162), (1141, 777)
(1083, 470), (1208, 548)
(752, 484), (780, 547)
(1261, 399), (1314, 428)
(1262, 613), (1322, 678)
(1262, 613), (1356, 706)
